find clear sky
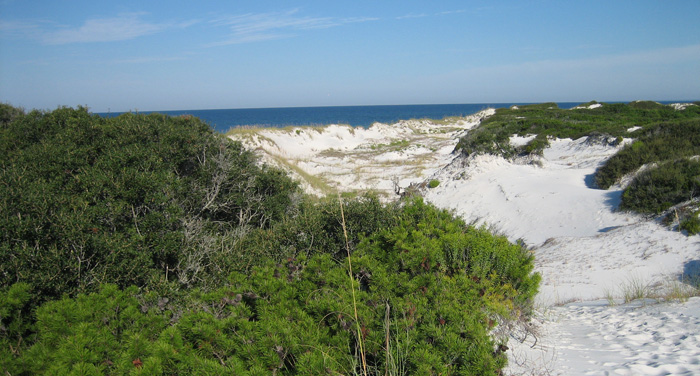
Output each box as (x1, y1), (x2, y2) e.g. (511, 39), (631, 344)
(1, 0), (699, 112)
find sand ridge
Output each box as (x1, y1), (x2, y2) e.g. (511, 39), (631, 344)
(228, 109), (495, 196)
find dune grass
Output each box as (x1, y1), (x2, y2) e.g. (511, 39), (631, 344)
(604, 273), (700, 306)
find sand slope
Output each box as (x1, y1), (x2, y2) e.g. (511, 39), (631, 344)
(228, 109), (494, 196)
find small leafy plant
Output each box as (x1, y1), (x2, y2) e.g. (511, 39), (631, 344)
(680, 214), (700, 235)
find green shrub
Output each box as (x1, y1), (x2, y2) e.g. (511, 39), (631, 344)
(680, 214), (700, 235)
(5, 199), (538, 375)
(428, 179), (440, 188)
(0, 102), (24, 127)
(0, 106), (298, 301)
(595, 119), (700, 189)
(0, 283), (34, 374)
(628, 100), (666, 110)
(520, 134), (550, 156)
(455, 101), (700, 159)
(620, 159), (700, 213)
(0, 105), (541, 374)
(233, 193), (400, 267)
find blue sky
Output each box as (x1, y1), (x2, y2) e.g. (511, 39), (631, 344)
(1, 0), (699, 112)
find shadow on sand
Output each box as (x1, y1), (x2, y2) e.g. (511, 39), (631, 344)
(586, 173), (623, 210)
(681, 260), (700, 287)
(584, 173), (598, 189)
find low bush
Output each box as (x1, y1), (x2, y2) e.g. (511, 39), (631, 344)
(680, 214), (700, 235)
(457, 102), (700, 216)
(455, 101), (700, 159)
(521, 134), (550, 156)
(0, 102), (24, 126)
(620, 159), (700, 214)
(595, 119), (700, 189)
(0, 105), (541, 374)
(0, 283), (34, 374)
(428, 179), (440, 188)
(627, 100), (666, 110)
(232, 193), (401, 269)
(0, 106), (298, 301)
(2, 199), (539, 375)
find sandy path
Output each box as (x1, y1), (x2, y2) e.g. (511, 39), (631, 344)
(509, 298), (700, 375)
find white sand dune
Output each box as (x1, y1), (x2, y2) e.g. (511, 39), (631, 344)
(424, 137), (633, 246)
(230, 107), (700, 375)
(228, 110), (494, 196)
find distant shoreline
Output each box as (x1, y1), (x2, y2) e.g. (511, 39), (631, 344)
(95, 101), (695, 132)
(95, 102), (581, 132)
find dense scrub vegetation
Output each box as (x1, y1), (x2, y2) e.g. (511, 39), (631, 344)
(594, 119), (700, 215)
(454, 101), (700, 218)
(619, 158), (700, 214)
(455, 101), (700, 158)
(0, 106), (297, 301)
(1, 105), (540, 374)
(595, 119), (700, 189)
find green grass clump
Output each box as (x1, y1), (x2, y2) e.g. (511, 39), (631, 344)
(428, 179), (440, 188)
(369, 139), (411, 152)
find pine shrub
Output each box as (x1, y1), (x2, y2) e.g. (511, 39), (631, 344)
(0, 106), (298, 300)
(620, 159), (700, 214)
(595, 119), (700, 189)
(3, 199), (539, 375)
(680, 214), (700, 235)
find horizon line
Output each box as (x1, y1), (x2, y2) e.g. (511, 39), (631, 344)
(89, 99), (700, 115)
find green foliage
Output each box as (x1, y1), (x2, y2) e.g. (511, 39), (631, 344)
(627, 100), (667, 110)
(0, 283), (34, 374)
(620, 159), (700, 214)
(451, 101), (700, 216)
(3, 199), (539, 375)
(455, 101), (700, 158)
(0, 104), (541, 374)
(428, 179), (440, 188)
(680, 214), (700, 235)
(595, 118), (700, 214)
(0, 103), (24, 127)
(233, 194), (401, 268)
(522, 135), (550, 156)
(370, 139), (411, 151)
(0, 106), (298, 301)
(595, 119), (700, 189)
(456, 125), (515, 158)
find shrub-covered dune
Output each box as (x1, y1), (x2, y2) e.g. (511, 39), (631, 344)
(454, 101), (700, 220)
(0, 105), (539, 375)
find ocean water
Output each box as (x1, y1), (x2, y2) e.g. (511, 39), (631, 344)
(98, 102), (583, 133)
